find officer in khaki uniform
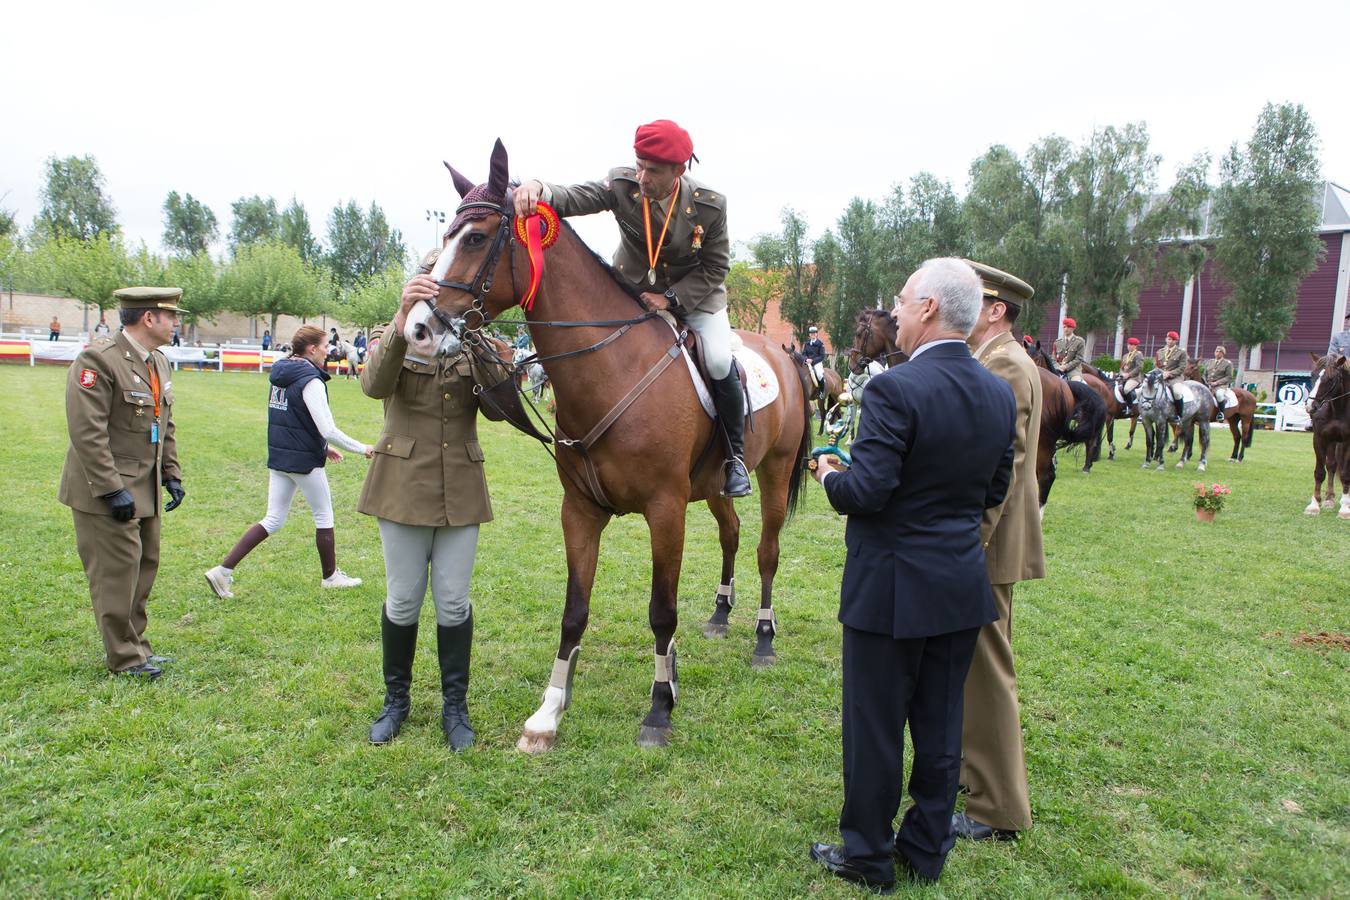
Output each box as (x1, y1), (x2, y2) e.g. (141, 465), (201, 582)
(957, 261), (1046, 840)
(1119, 337), (1144, 413)
(59, 287), (185, 678)
(1156, 331), (1189, 421)
(359, 255), (512, 750)
(1205, 346), (1236, 422)
(512, 118), (751, 498)
(1053, 317), (1086, 380)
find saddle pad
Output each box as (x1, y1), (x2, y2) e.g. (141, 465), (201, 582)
(1114, 384), (1125, 404)
(1220, 390), (1239, 410)
(1172, 382), (1196, 405)
(676, 328), (780, 418)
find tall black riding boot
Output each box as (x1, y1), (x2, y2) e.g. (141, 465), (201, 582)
(711, 370), (752, 498)
(369, 606), (417, 745)
(438, 609), (475, 752)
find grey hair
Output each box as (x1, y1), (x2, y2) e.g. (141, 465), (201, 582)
(913, 257), (983, 337)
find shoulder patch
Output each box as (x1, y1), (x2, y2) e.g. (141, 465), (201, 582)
(609, 166), (637, 183)
(78, 368), (98, 388)
(690, 182), (725, 209)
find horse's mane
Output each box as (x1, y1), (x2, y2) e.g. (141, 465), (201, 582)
(558, 219), (647, 309)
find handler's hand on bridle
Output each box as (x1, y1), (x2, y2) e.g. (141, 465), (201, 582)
(513, 179), (544, 218)
(640, 292), (671, 312)
(395, 275), (440, 333)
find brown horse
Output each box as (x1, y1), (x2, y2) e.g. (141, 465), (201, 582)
(1027, 341), (1118, 472)
(814, 365), (846, 434)
(1081, 363), (1140, 460)
(1181, 362), (1257, 462)
(1305, 353), (1350, 518)
(418, 141), (812, 751)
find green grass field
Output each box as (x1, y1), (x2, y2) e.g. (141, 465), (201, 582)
(1, 364), (1346, 898)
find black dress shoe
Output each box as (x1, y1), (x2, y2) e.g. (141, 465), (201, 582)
(951, 811), (1017, 842)
(114, 663), (162, 680)
(809, 842), (894, 894)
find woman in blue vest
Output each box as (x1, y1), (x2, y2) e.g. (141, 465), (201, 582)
(205, 325), (373, 598)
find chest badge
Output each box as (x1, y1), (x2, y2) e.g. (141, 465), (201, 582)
(691, 225), (704, 251)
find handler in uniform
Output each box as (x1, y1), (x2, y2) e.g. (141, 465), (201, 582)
(803, 325), (827, 397)
(957, 261), (1045, 842)
(1053, 317), (1086, 380)
(1206, 345), (1235, 422)
(1120, 337), (1144, 413)
(512, 119), (751, 498)
(59, 287), (185, 679)
(1328, 309), (1350, 358)
(359, 253), (512, 750)
(1156, 331), (1189, 422)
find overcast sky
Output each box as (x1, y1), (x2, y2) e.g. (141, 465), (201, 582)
(5, 1), (1347, 266)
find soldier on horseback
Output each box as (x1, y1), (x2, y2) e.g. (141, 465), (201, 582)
(512, 119), (751, 498)
(1156, 331), (1189, 424)
(1205, 345), (1235, 423)
(1119, 337), (1144, 415)
(1054, 317), (1086, 381)
(804, 325), (827, 398)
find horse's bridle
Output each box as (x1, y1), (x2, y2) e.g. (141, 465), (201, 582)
(429, 199), (518, 338)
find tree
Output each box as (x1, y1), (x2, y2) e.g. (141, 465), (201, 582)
(877, 173), (969, 295)
(809, 230), (839, 348)
(778, 207), (822, 341)
(219, 241), (324, 336)
(24, 233), (133, 314)
(345, 263), (406, 330)
(324, 200), (408, 292)
(0, 192), (16, 238)
(1212, 103), (1323, 357)
(162, 191), (218, 257)
(964, 139), (1073, 335)
(725, 260), (783, 333)
(166, 252), (225, 338)
(829, 198), (884, 350)
(278, 197), (322, 264)
(228, 195), (280, 253)
(35, 155), (118, 241)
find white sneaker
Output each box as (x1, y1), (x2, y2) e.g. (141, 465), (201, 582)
(204, 565), (234, 599)
(321, 570), (362, 589)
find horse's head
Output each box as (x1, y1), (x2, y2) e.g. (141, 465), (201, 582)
(409, 139), (523, 356)
(1138, 368), (1165, 406)
(847, 308), (902, 372)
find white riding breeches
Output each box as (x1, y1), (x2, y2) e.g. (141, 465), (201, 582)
(812, 361), (825, 384)
(683, 307), (734, 380)
(378, 519), (479, 627)
(260, 468), (334, 533)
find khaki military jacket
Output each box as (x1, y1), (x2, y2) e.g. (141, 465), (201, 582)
(1206, 357), (1235, 390)
(543, 168), (729, 313)
(357, 324), (508, 527)
(975, 331), (1046, 584)
(1157, 345), (1188, 382)
(1054, 334), (1086, 373)
(59, 332), (180, 518)
(1120, 349), (1143, 379)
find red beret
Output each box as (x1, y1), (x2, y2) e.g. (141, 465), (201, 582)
(1127, 337), (1140, 346)
(634, 119), (694, 165)
(1167, 330), (1179, 340)
(1062, 317), (1076, 328)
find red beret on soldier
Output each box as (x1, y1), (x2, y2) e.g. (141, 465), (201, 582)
(633, 119), (695, 165)
(1062, 317), (1076, 329)
(1167, 330), (1179, 340)
(1127, 337), (1140, 346)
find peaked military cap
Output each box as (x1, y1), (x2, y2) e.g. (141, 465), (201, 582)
(962, 259), (1033, 310)
(113, 286), (184, 311)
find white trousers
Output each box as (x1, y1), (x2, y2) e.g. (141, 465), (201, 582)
(378, 519), (479, 627)
(260, 468), (334, 533)
(683, 307), (734, 380)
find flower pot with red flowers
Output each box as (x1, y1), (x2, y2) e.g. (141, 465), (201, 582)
(1193, 482), (1230, 522)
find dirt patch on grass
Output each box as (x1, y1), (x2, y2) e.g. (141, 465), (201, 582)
(1292, 631), (1350, 652)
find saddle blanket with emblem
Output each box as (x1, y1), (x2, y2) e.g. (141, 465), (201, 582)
(679, 331), (780, 418)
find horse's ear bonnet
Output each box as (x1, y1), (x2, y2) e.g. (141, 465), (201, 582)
(445, 138), (511, 234)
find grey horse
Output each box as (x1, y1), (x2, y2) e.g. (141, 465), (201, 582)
(1137, 369), (1214, 472)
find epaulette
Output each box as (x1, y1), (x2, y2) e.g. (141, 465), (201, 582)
(689, 180), (725, 210)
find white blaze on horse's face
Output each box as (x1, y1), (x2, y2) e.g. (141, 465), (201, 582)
(404, 230), (470, 357)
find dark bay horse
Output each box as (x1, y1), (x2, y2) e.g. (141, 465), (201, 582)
(417, 141), (812, 751)
(1026, 340), (1115, 474)
(1082, 362), (1140, 459)
(1305, 353), (1350, 518)
(1182, 361), (1256, 463)
(815, 365), (846, 434)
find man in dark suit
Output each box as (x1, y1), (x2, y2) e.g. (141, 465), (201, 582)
(809, 258), (1016, 892)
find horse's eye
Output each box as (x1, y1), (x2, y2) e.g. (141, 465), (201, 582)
(466, 232), (487, 248)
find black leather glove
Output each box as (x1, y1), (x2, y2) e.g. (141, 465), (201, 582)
(102, 489), (136, 521)
(164, 479), (185, 512)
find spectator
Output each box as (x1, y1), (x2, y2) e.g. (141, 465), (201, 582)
(93, 317), (110, 336)
(171, 326), (181, 347)
(353, 330), (367, 363)
(261, 329), (273, 351)
(49, 316), (61, 341)
(204, 325), (373, 599)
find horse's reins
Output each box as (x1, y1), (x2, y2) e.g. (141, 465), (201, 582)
(432, 195), (693, 513)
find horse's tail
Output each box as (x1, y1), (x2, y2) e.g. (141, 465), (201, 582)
(1062, 380), (1107, 447)
(785, 354), (813, 519)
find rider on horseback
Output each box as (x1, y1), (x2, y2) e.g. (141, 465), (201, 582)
(1054, 318), (1086, 381)
(804, 326), (827, 398)
(1205, 345), (1235, 423)
(1119, 337), (1144, 415)
(1156, 331), (1189, 424)
(512, 119), (751, 498)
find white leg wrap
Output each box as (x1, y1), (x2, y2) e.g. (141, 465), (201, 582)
(716, 580), (734, 607)
(757, 606), (777, 635)
(1340, 493), (1350, 519)
(1305, 496), (1321, 515)
(653, 641), (677, 700)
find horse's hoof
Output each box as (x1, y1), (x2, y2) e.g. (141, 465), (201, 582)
(1175, 461), (1185, 469)
(1080, 467), (1091, 474)
(1155, 464), (1166, 472)
(1198, 464), (1207, 473)
(703, 621), (729, 639)
(516, 730), (557, 754)
(751, 651), (778, 668)
(1324, 500), (1337, 510)
(1141, 463), (1150, 470)
(1304, 503), (1320, 516)
(637, 725), (671, 748)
